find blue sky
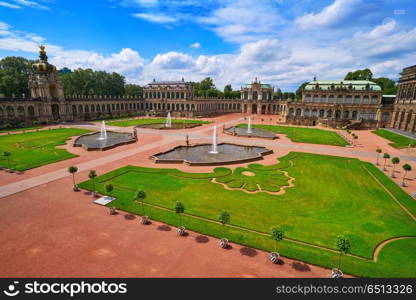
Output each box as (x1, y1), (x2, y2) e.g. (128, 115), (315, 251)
(0, 0), (415, 91)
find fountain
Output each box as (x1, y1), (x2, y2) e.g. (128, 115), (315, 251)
(209, 125), (218, 154)
(98, 120), (108, 140)
(246, 117), (253, 134)
(164, 112), (172, 128)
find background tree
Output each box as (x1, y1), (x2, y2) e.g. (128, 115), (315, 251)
(0, 56), (34, 97)
(383, 153), (390, 171)
(218, 210), (230, 238)
(124, 84), (143, 97)
(401, 164), (412, 186)
(335, 235), (351, 270)
(134, 190), (147, 216)
(68, 166), (78, 189)
(390, 157), (400, 178)
(3, 151), (11, 169)
(105, 184), (114, 198)
(174, 201), (185, 227)
(295, 82), (309, 100)
(375, 148), (382, 165)
(88, 170), (97, 192)
(344, 68), (373, 80)
(271, 226), (285, 253)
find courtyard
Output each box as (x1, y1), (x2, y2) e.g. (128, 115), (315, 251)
(1, 113), (416, 278)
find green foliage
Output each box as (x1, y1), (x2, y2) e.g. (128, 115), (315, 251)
(345, 68), (373, 80)
(134, 190), (146, 202)
(218, 210), (230, 225)
(175, 201), (185, 214)
(105, 184), (114, 194)
(124, 84), (143, 97)
(88, 170), (97, 179)
(68, 166), (78, 174)
(336, 235), (351, 254)
(391, 157), (400, 165)
(383, 153), (390, 159)
(296, 82), (309, 100)
(61, 68), (125, 96)
(271, 227), (285, 242)
(403, 164), (412, 172)
(0, 56), (34, 97)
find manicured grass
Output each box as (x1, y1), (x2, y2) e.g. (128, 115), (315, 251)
(79, 152), (416, 277)
(372, 129), (416, 149)
(237, 124), (348, 146)
(108, 118), (211, 127)
(0, 126), (42, 133)
(0, 128), (91, 170)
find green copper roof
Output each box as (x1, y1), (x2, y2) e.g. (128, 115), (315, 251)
(304, 80), (382, 91)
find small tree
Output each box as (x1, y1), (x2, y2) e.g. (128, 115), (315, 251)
(391, 157), (400, 177)
(382, 153), (390, 171)
(218, 210), (230, 238)
(3, 151), (11, 170)
(68, 166), (78, 190)
(271, 226), (285, 253)
(375, 148), (382, 165)
(335, 235), (351, 270)
(134, 190), (146, 215)
(401, 164), (412, 186)
(105, 184), (113, 198)
(88, 170), (97, 193)
(174, 201), (185, 227)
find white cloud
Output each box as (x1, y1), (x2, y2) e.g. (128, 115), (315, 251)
(190, 42), (201, 49)
(132, 12), (177, 23)
(10, 0), (49, 10)
(197, 0), (285, 43)
(295, 0), (377, 30)
(150, 51), (194, 69)
(0, 1), (21, 9)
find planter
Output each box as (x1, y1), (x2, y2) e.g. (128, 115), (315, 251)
(140, 215), (149, 225)
(400, 181), (406, 187)
(177, 226), (186, 236)
(0, 165), (3, 170)
(219, 238), (229, 249)
(73, 185), (80, 192)
(270, 252), (280, 264)
(109, 207), (117, 215)
(8, 168), (15, 173)
(331, 268), (343, 278)
(93, 191), (98, 197)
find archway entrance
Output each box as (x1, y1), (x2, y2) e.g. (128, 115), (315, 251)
(252, 104), (257, 114)
(261, 105), (266, 114)
(51, 104), (60, 120)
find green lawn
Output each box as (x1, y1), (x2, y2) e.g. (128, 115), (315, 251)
(372, 129), (416, 149)
(237, 124), (348, 146)
(0, 128), (91, 170)
(79, 152), (416, 277)
(108, 118), (210, 127)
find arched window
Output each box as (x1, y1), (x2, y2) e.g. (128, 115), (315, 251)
(91, 105), (95, 112)
(28, 106), (35, 117)
(79, 105), (83, 113)
(304, 109), (310, 117)
(382, 112), (389, 122)
(371, 96), (378, 104)
(319, 109), (325, 118)
(244, 91), (248, 99)
(345, 96), (352, 104)
(253, 91), (258, 100)
(72, 105), (77, 115)
(328, 95), (334, 103)
(327, 110), (333, 118)
(363, 96), (369, 104)
(17, 106), (25, 117)
(354, 96), (360, 104)
(296, 108), (301, 116)
(343, 110), (349, 119)
(352, 111), (358, 120)
(305, 95), (311, 103)
(337, 95), (343, 104)
(313, 95), (319, 103)
(320, 95), (327, 103)
(84, 105), (90, 113)
(311, 109), (317, 117)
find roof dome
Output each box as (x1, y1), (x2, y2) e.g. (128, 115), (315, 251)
(32, 45), (57, 74)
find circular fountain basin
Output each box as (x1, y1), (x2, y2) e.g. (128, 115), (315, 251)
(151, 143), (273, 166)
(136, 123), (202, 130)
(73, 131), (136, 151)
(224, 126), (277, 140)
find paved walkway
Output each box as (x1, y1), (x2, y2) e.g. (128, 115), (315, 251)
(385, 127), (416, 140)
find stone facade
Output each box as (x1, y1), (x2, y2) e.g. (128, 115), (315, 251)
(283, 80), (394, 129)
(390, 65), (416, 133)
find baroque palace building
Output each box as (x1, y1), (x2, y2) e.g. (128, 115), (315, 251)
(390, 65), (416, 133)
(1, 45), (415, 133)
(283, 80), (395, 129)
